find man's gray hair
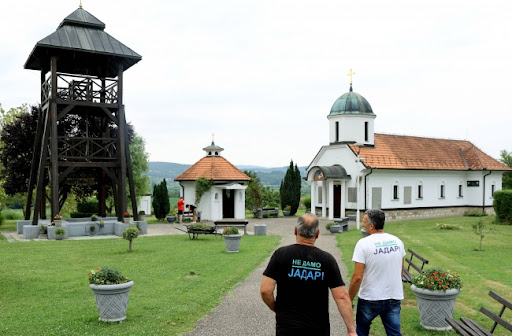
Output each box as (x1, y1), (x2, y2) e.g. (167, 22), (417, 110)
(296, 213), (319, 238)
(365, 209), (386, 230)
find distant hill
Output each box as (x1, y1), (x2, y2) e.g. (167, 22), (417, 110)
(147, 162), (309, 196)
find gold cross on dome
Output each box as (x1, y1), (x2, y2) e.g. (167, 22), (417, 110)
(347, 69), (355, 85)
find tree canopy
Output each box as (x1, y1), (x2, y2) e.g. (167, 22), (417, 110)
(279, 160), (301, 215)
(244, 170), (280, 217)
(500, 150), (512, 190)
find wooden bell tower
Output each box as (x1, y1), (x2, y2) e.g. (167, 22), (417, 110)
(24, 7), (142, 224)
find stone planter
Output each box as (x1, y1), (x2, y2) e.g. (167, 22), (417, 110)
(54, 220), (63, 227)
(123, 218), (131, 224)
(282, 210), (291, 216)
(223, 234), (242, 252)
(167, 215), (176, 223)
(90, 281), (134, 322)
(329, 225), (341, 234)
(411, 284), (461, 330)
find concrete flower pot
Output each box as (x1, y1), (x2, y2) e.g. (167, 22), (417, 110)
(90, 281), (134, 322)
(411, 284), (461, 330)
(223, 234), (242, 252)
(329, 225), (341, 234)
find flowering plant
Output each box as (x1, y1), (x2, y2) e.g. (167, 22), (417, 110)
(54, 214), (63, 220)
(222, 226), (239, 235)
(88, 266), (130, 285)
(123, 211), (131, 218)
(284, 205), (291, 211)
(412, 267), (463, 292)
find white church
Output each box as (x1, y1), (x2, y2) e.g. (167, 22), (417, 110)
(307, 80), (511, 222)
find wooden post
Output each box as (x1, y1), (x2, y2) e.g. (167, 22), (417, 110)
(50, 56), (60, 218)
(117, 65), (127, 221)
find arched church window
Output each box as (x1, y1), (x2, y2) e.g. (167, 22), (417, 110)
(392, 181), (399, 200)
(335, 121), (339, 142)
(365, 122), (369, 142)
(440, 181), (446, 198)
(491, 182), (496, 197)
(458, 181), (463, 197)
(417, 182), (423, 199)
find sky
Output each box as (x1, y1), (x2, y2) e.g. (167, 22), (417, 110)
(1, 0), (511, 168)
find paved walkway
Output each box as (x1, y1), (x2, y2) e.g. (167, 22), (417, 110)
(2, 217), (356, 335)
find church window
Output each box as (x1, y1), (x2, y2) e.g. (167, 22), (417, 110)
(440, 182), (445, 198)
(335, 121), (339, 142)
(365, 122), (369, 142)
(417, 182), (423, 199)
(491, 182), (496, 197)
(392, 182), (399, 200)
(317, 185), (323, 204)
(458, 182), (463, 197)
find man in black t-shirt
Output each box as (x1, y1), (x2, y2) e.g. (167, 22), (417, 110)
(260, 213), (357, 336)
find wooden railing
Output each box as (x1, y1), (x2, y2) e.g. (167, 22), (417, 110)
(57, 137), (118, 161)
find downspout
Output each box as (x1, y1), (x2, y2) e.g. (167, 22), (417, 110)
(482, 170), (491, 213)
(364, 168), (373, 210)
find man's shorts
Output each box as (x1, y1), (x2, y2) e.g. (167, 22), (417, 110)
(178, 210), (184, 215)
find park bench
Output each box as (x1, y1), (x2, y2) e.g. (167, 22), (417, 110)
(402, 248), (429, 283)
(445, 290), (512, 335)
(334, 217), (349, 232)
(214, 220), (249, 235)
(257, 207), (279, 219)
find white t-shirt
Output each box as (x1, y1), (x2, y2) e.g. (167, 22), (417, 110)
(352, 233), (406, 300)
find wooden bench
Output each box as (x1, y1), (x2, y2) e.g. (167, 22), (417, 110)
(257, 207), (279, 219)
(402, 248), (429, 283)
(214, 220), (249, 235)
(446, 290), (512, 335)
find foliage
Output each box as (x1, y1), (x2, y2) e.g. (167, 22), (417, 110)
(325, 222), (338, 229)
(188, 223), (214, 231)
(129, 132), (150, 199)
(435, 223), (460, 230)
(411, 267), (463, 292)
(302, 196), (311, 210)
(222, 226), (239, 235)
(122, 226), (140, 252)
(91, 214), (98, 221)
(88, 266), (130, 285)
(279, 160), (301, 216)
(493, 190), (512, 224)
(138, 210), (145, 215)
(77, 199), (98, 215)
(500, 149), (512, 189)
(54, 228), (66, 235)
(463, 210), (487, 217)
(152, 179), (170, 220)
(0, 212), (4, 226)
(472, 220), (494, 251)
(195, 177), (213, 207)
(243, 170), (280, 216)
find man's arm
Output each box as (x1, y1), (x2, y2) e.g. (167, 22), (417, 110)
(331, 286), (357, 336)
(260, 275), (276, 312)
(348, 262), (365, 302)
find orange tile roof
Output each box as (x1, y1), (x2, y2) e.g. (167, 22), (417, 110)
(349, 134), (511, 171)
(174, 156), (251, 181)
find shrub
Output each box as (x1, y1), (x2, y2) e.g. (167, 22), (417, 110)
(493, 190), (512, 224)
(302, 196), (311, 211)
(77, 199), (99, 214)
(325, 222), (337, 230)
(88, 266), (130, 285)
(0, 212), (4, 226)
(436, 223), (461, 230)
(463, 210), (487, 217)
(122, 226), (140, 251)
(54, 228), (66, 235)
(222, 226), (239, 235)
(70, 212), (94, 218)
(0, 209), (24, 220)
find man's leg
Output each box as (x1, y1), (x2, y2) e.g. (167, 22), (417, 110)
(356, 298), (383, 336)
(379, 299), (402, 336)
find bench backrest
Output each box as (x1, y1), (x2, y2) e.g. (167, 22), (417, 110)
(482, 291), (512, 333)
(405, 248), (429, 273)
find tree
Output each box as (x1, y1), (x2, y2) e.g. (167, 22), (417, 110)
(152, 179), (170, 220)
(129, 132), (150, 199)
(500, 150), (512, 190)
(122, 226), (139, 252)
(244, 170), (280, 217)
(472, 220), (494, 251)
(279, 160), (302, 216)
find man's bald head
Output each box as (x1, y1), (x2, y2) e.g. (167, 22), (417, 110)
(296, 213), (320, 238)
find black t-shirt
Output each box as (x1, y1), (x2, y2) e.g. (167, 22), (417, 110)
(263, 244), (345, 335)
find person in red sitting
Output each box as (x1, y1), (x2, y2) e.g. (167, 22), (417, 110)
(177, 196), (185, 224)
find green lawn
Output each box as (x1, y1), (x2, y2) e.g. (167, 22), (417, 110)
(338, 216), (512, 336)
(0, 234), (280, 335)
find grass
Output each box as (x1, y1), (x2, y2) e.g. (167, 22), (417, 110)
(337, 216), (512, 336)
(0, 234), (280, 335)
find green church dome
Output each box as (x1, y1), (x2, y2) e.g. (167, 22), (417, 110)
(329, 86), (374, 116)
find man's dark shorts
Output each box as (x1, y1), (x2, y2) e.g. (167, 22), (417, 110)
(178, 210), (184, 215)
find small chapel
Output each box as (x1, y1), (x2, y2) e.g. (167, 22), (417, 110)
(307, 71), (511, 221)
(174, 139), (251, 221)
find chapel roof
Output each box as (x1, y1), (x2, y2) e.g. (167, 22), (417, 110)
(174, 156), (251, 181)
(348, 134), (511, 171)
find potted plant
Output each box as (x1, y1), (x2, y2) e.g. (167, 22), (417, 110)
(138, 210), (145, 221)
(54, 227), (66, 240)
(53, 214), (63, 227)
(123, 211), (131, 224)
(88, 266), (134, 322)
(282, 205), (291, 216)
(98, 218), (105, 229)
(39, 224), (47, 235)
(410, 267), (463, 330)
(326, 222), (341, 234)
(222, 226), (242, 252)
(91, 214), (98, 221)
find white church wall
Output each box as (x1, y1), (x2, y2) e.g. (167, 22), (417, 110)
(328, 115), (375, 145)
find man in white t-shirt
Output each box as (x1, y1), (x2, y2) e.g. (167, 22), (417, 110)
(348, 209), (405, 336)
